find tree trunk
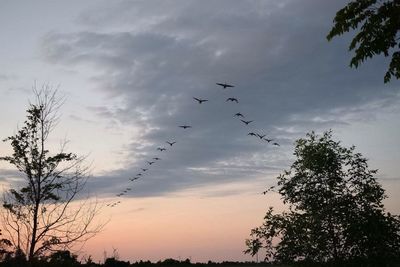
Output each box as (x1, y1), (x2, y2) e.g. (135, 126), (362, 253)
(28, 198), (40, 261)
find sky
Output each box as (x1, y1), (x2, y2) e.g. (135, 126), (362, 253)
(0, 0), (399, 263)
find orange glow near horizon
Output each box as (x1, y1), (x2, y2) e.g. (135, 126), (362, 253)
(81, 182), (285, 263)
(80, 178), (400, 264)
(1, 177), (398, 263)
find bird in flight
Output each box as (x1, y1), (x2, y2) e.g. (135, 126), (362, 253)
(141, 168), (148, 172)
(226, 97), (239, 103)
(248, 132), (257, 136)
(147, 161), (155, 165)
(193, 97), (208, 104)
(273, 142), (280, 146)
(226, 98), (239, 103)
(264, 138), (273, 143)
(240, 119), (253, 125)
(166, 141), (176, 146)
(234, 112), (244, 118)
(216, 82), (234, 89)
(153, 157), (161, 161)
(129, 177), (139, 181)
(179, 125), (192, 129)
(136, 173), (142, 176)
(157, 147), (167, 151)
(256, 134), (266, 139)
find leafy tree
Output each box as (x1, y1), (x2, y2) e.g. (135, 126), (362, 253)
(0, 229), (12, 261)
(0, 86), (103, 263)
(104, 257), (130, 267)
(47, 250), (79, 267)
(245, 131), (400, 265)
(0, 229), (27, 266)
(244, 238), (262, 262)
(327, 0), (400, 83)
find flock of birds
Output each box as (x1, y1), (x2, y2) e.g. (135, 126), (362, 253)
(106, 82), (280, 208)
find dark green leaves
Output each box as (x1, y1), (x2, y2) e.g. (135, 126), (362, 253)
(327, 0), (400, 83)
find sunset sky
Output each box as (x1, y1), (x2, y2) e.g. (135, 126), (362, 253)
(0, 0), (399, 263)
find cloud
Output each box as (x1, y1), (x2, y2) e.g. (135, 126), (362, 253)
(0, 169), (25, 189)
(0, 74), (10, 81)
(40, 0), (400, 198)
(127, 207), (145, 214)
(69, 114), (95, 124)
(0, 73), (17, 82)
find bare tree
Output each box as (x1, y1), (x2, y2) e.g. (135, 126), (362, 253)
(0, 84), (103, 262)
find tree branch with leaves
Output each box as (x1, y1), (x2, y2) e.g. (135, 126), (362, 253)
(327, 0), (400, 83)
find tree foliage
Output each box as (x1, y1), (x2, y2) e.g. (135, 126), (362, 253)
(0, 229), (12, 261)
(47, 250), (80, 267)
(327, 0), (400, 83)
(245, 131), (400, 265)
(0, 86), (102, 262)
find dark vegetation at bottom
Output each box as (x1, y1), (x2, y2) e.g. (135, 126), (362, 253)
(0, 252), (399, 267)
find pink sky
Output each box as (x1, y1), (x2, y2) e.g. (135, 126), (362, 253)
(81, 179), (399, 263)
(83, 188), (283, 263)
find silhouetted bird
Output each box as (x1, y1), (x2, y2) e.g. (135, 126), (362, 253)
(248, 132), (257, 136)
(264, 138), (273, 143)
(147, 161), (155, 165)
(179, 125), (192, 129)
(166, 141), (176, 146)
(129, 177), (139, 181)
(273, 142), (280, 146)
(157, 147), (166, 151)
(256, 134), (266, 139)
(193, 97), (208, 104)
(226, 98), (239, 103)
(240, 119), (253, 125)
(136, 173), (142, 176)
(216, 82), (234, 89)
(141, 168), (148, 172)
(153, 157), (161, 160)
(234, 112), (244, 118)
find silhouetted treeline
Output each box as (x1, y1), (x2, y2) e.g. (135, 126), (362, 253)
(1, 251), (400, 267)
(0, 254), (271, 267)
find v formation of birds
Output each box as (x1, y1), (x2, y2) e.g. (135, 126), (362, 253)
(106, 82), (280, 207)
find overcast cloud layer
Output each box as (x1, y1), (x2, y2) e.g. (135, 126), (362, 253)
(8, 0), (399, 198)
